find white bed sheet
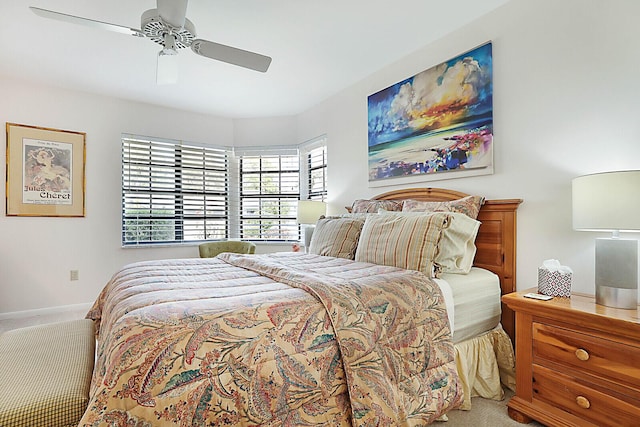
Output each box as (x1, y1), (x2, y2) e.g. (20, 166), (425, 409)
(434, 267), (501, 344)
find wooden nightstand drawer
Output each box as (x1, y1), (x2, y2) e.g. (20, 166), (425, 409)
(503, 291), (640, 427)
(533, 322), (640, 390)
(533, 365), (640, 427)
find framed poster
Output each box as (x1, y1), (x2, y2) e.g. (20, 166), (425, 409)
(6, 122), (86, 217)
(368, 42), (493, 186)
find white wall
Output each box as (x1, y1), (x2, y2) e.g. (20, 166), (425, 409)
(234, 116), (298, 147)
(0, 79), (244, 314)
(0, 79), (302, 315)
(297, 0), (640, 299)
(2, 0), (639, 315)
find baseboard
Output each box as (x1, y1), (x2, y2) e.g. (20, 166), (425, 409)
(0, 302), (93, 320)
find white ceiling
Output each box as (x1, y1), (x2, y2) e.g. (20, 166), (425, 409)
(0, 0), (510, 118)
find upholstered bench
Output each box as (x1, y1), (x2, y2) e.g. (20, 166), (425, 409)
(0, 319), (95, 427)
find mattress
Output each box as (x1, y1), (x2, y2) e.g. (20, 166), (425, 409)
(435, 267), (502, 343)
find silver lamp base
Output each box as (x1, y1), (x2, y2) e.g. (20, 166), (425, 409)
(596, 285), (638, 309)
(595, 238), (638, 309)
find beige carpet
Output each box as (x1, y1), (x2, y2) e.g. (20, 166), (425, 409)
(444, 389), (544, 426)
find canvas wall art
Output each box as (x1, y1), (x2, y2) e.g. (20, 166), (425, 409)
(368, 42), (493, 185)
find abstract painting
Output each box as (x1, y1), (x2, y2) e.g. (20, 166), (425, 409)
(368, 42), (493, 184)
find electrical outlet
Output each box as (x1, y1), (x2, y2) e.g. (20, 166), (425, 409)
(70, 270), (79, 281)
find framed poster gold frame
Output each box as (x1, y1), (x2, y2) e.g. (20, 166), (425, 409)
(6, 122), (86, 217)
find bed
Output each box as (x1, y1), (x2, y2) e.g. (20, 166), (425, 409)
(347, 187), (522, 410)
(81, 187), (522, 425)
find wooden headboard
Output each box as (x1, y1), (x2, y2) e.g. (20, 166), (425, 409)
(371, 187), (523, 343)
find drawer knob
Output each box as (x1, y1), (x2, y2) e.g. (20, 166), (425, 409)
(575, 348), (590, 361)
(576, 395), (591, 409)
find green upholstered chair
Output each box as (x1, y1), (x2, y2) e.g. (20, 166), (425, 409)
(198, 241), (256, 258)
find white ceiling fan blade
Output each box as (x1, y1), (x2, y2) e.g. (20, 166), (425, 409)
(157, 0), (188, 29)
(191, 39), (272, 73)
(29, 7), (144, 37)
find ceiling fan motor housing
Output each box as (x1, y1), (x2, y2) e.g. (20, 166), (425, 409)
(141, 9), (196, 49)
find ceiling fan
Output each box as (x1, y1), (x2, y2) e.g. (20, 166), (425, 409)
(30, 0), (272, 84)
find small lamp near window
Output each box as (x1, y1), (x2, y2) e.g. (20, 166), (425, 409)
(297, 200), (327, 252)
(572, 170), (640, 309)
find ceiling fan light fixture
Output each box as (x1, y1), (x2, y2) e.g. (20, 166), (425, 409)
(157, 49), (178, 85)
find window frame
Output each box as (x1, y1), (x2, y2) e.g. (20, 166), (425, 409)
(121, 134), (230, 246)
(121, 134), (327, 247)
(235, 147), (300, 242)
(300, 136), (328, 202)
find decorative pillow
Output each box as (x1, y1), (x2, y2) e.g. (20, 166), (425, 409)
(351, 199), (403, 213)
(309, 217), (365, 259)
(323, 213), (375, 221)
(402, 195), (485, 219)
(354, 212), (449, 277)
(379, 211), (480, 274)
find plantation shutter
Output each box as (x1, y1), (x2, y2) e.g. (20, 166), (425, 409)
(301, 137), (327, 201)
(235, 146), (300, 241)
(122, 135), (230, 245)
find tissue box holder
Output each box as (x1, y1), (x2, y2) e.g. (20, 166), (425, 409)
(537, 267), (572, 297)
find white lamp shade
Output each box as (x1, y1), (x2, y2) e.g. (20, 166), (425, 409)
(572, 170), (640, 232)
(297, 200), (326, 225)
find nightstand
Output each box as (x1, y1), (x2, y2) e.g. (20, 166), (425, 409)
(502, 290), (640, 427)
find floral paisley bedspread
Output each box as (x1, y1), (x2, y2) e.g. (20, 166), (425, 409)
(81, 253), (462, 426)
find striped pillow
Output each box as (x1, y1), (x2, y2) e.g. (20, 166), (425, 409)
(355, 212), (449, 276)
(379, 211), (480, 274)
(309, 217), (365, 259)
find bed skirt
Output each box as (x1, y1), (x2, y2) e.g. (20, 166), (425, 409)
(453, 324), (516, 411)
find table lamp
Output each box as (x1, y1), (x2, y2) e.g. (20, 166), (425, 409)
(572, 170), (640, 309)
(297, 200), (326, 252)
